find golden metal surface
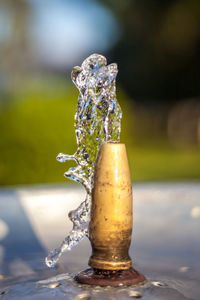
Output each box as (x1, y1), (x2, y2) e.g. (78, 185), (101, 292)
(89, 143), (133, 270)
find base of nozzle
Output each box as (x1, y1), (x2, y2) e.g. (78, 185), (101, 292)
(75, 267), (146, 287)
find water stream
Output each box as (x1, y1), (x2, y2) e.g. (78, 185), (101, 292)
(45, 54), (122, 267)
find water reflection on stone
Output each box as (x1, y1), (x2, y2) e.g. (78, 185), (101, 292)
(0, 183), (200, 299)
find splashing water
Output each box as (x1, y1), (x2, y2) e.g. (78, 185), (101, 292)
(45, 53), (122, 267)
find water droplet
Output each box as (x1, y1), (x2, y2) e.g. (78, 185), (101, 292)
(179, 266), (189, 272)
(152, 281), (167, 287)
(46, 53), (122, 267)
(128, 290), (142, 298)
(75, 292), (90, 300)
(190, 206), (200, 218)
(48, 282), (61, 289)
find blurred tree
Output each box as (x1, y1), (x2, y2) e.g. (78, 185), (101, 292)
(102, 0), (200, 104)
(0, 0), (32, 76)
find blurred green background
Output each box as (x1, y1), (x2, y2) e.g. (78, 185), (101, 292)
(0, 0), (200, 185)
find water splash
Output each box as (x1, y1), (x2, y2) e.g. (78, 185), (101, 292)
(45, 53), (122, 267)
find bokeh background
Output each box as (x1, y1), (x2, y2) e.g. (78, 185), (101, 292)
(0, 0), (200, 185)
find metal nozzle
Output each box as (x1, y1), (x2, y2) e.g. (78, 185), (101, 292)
(89, 143), (132, 270)
(75, 143), (146, 286)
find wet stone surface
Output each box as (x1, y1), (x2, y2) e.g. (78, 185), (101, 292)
(0, 183), (200, 299)
(1, 274), (198, 300)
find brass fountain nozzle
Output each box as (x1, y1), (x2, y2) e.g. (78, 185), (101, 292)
(75, 143), (146, 286)
(89, 143), (132, 270)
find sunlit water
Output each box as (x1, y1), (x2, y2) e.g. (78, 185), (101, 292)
(2, 271), (200, 300)
(45, 54), (122, 267)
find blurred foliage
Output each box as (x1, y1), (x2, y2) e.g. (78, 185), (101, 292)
(0, 77), (199, 185)
(0, 77), (76, 185)
(103, 0), (200, 103)
(0, 0), (200, 185)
